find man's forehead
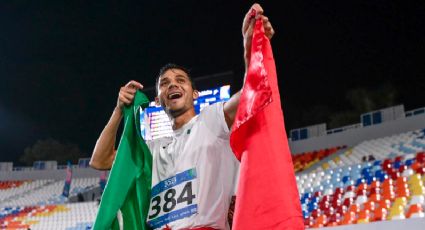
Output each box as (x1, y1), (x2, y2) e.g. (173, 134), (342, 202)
(159, 68), (189, 81)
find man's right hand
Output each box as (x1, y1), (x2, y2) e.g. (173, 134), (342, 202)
(117, 80), (144, 110)
(90, 80), (143, 170)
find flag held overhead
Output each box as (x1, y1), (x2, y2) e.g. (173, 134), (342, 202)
(230, 14), (304, 230)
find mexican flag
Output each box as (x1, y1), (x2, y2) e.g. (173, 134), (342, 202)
(92, 91), (153, 230)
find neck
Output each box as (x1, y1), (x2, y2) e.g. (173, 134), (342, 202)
(170, 109), (196, 130)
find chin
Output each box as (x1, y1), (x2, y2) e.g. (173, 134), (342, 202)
(167, 106), (188, 118)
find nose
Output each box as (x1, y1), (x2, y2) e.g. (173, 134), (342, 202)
(168, 77), (181, 89)
(168, 82), (178, 90)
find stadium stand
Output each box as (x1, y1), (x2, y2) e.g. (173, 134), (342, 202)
(291, 105), (425, 229)
(0, 202), (97, 230)
(0, 178), (100, 208)
(297, 129), (425, 228)
(0, 181), (26, 190)
(0, 169), (101, 229)
(292, 146), (346, 173)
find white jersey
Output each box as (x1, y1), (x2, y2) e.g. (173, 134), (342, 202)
(146, 102), (239, 230)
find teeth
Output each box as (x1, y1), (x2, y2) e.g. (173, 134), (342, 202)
(168, 93), (181, 99)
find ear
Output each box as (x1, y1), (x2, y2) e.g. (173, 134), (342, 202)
(154, 96), (160, 106)
(193, 90), (199, 100)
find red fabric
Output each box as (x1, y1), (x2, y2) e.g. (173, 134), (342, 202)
(230, 17), (304, 230)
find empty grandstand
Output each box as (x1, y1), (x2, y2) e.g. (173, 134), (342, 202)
(291, 105), (425, 229)
(0, 164), (101, 230)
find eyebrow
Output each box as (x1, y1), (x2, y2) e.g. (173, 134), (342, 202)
(159, 74), (188, 82)
(175, 74), (188, 79)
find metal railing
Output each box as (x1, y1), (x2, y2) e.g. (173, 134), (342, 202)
(405, 107), (425, 117)
(326, 123), (362, 135)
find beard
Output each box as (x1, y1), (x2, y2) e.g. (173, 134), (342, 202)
(166, 106), (188, 118)
(161, 98), (191, 119)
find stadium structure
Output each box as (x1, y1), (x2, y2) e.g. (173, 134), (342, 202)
(1, 92), (424, 229)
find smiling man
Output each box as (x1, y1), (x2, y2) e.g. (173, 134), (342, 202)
(90, 3), (274, 230)
(154, 64), (201, 130)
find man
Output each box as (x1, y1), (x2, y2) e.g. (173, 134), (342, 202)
(90, 3), (274, 229)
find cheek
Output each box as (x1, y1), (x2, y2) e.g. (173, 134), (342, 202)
(157, 93), (167, 104)
(161, 95), (168, 104)
(159, 98), (167, 107)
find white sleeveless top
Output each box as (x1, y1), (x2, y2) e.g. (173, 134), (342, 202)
(146, 102), (239, 230)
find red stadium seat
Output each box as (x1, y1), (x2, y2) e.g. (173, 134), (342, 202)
(372, 207), (388, 222)
(406, 204), (424, 218)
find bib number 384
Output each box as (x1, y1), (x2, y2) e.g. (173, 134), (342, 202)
(147, 168), (198, 229)
(149, 181), (195, 218)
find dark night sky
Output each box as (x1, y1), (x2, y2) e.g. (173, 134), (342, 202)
(1, 1), (424, 163)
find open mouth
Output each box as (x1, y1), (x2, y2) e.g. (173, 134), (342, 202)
(167, 92), (183, 100)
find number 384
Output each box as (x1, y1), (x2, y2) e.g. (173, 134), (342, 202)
(148, 181), (195, 219)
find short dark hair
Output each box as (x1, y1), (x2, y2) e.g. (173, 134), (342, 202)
(156, 63), (196, 95)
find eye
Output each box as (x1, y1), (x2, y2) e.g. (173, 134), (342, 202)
(160, 81), (168, 87)
(177, 78), (185, 83)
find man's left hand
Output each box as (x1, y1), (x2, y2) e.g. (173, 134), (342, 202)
(242, 3), (275, 67)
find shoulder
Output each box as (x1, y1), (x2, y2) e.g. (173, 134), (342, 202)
(198, 101), (224, 118)
(197, 102), (230, 138)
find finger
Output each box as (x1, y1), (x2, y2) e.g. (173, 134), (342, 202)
(261, 15), (269, 23)
(242, 4), (263, 34)
(125, 80), (143, 90)
(251, 3), (264, 16)
(264, 20), (273, 31)
(120, 91), (134, 102)
(127, 80), (143, 89)
(242, 10), (254, 34)
(266, 30), (274, 39)
(119, 95), (131, 105)
(261, 16), (274, 36)
(119, 86), (135, 97)
(122, 87), (137, 94)
(261, 16), (272, 31)
(265, 26), (275, 39)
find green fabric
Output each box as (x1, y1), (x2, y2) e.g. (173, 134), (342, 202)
(93, 91), (153, 230)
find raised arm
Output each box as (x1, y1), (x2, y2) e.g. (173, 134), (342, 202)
(89, 80), (143, 170)
(223, 3), (275, 129)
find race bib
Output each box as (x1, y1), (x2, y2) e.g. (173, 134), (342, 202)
(147, 168), (198, 229)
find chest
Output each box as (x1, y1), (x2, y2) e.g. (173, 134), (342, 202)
(151, 121), (217, 178)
